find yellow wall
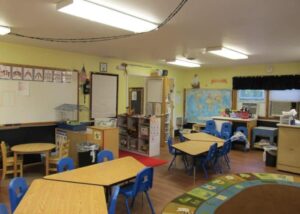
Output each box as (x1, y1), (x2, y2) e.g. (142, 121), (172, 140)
(1, 41), (299, 122)
(0, 41), (190, 121)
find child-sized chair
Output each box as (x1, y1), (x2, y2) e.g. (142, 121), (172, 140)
(57, 157), (75, 172)
(9, 177), (28, 213)
(120, 167), (155, 214)
(97, 150), (114, 163)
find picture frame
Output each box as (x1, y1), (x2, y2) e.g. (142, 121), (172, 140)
(53, 70), (62, 83)
(23, 67), (34, 81)
(100, 63), (107, 72)
(0, 64), (11, 79)
(12, 66), (23, 80)
(44, 69), (53, 82)
(34, 68), (44, 81)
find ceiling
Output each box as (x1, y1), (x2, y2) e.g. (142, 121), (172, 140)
(1, 0), (300, 67)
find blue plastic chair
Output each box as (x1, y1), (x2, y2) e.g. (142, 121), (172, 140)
(120, 167), (155, 214)
(57, 157), (75, 172)
(108, 186), (120, 214)
(0, 204), (8, 214)
(97, 150), (114, 163)
(220, 122), (232, 140)
(198, 143), (218, 178)
(236, 126), (248, 151)
(9, 177), (28, 213)
(236, 126), (248, 138)
(167, 137), (188, 171)
(202, 120), (219, 136)
(215, 139), (232, 172)
(178, 132), (186, 142)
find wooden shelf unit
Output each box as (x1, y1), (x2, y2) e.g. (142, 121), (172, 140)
(146, 77), (174, 146)
(117, 115), (161, 157)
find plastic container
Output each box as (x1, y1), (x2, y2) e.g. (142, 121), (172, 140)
(266, 149), (277, 167)
(77, 142), (99, 167)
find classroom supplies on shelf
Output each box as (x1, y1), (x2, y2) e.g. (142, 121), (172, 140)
(117, 115), (160, 157)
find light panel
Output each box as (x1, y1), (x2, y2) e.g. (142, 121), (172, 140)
(0, 26), (11, 35)
(57, 0), (158, 33)
(167, 59), (201, 68)
(207, 47), (248, 60)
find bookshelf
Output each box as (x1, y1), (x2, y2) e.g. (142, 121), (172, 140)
(146, 77), (174, 146)
(117, 115), (161, 157)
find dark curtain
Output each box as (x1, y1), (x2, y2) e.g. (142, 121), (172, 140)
(233, 75), (300, 90)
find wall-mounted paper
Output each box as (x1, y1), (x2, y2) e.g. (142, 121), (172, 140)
(34, 68), (44, 81)
(23, 68), (34, 81)
(0, 65), (11, 79)
(53, 70), (62, 83)
(12, 67), (23, 80)
(44, 70), (53, 82)
(17, 81), (30, 96)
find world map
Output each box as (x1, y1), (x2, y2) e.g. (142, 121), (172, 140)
(185, 89), (232, 123)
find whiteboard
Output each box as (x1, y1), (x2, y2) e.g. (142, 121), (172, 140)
(91, 73), (118, 118)
(147, 79), (163, 103)
(0, 72), (78, 124)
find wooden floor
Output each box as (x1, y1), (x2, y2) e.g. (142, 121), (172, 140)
(0, 146), (296, 214)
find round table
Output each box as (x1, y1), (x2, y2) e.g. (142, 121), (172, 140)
(162, 173), (300, 214)
(11, 143), (56, 176)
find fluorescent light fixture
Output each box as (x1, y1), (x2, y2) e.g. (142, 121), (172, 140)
(0, 26), (11, 35)
(207, 47), (248, 60)
(167, 59), (201, 68)
(57, 0), (158, 33)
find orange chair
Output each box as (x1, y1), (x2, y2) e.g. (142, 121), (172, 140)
(1, 141), (23, 180)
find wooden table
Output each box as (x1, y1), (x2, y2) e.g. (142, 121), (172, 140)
(212, 116), (257, 143)
(183, 132), (224, 142)
(11, 143), (56, 176)
(14, 179), (107, 214)
(173, 141), (224, 181)
(44, 156), (145, 186)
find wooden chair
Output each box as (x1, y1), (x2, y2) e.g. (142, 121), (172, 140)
(1, 141), (23, 180)
(49, 140), (70, 173)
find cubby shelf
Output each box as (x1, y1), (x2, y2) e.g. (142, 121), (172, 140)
(117, 114), (161, 157)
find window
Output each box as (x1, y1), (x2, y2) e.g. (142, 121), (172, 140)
(237, 90), (266, 117)
(269, 90), (300, 119)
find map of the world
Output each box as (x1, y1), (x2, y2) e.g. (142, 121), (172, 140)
(185, 89), (232, 123)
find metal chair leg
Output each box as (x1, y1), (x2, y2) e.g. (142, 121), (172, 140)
(225, 156), (231, 169)
(130, 197), (136, 208)
(125, 198), (131, 214)
(182, 155), (189, 171)
(145, 191), (155, 214)
(168, 155), (176, 171)
(202, 163), (208, 179)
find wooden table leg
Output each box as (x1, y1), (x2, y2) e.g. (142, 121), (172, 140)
(45, 151), (50, 175)
(13, 152), (17, 177)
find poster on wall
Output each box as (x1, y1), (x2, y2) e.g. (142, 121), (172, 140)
(12, 67), (23, 80)
(34, 68), (44, 81)
(23, 67), (34, 81)
(53, 70), (62, 83)
(17, 81), (30, 96)
(0, 65), (11, 79)
(62, 71), (72, 83)
(44, 69), (53, 82)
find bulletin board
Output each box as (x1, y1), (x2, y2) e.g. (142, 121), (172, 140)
(0, 63), (78, 125)
(90, 73), (119, 119)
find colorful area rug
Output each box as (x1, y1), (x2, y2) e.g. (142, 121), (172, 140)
(119, 150), (168, 167)
(162, 173), (300, 214)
